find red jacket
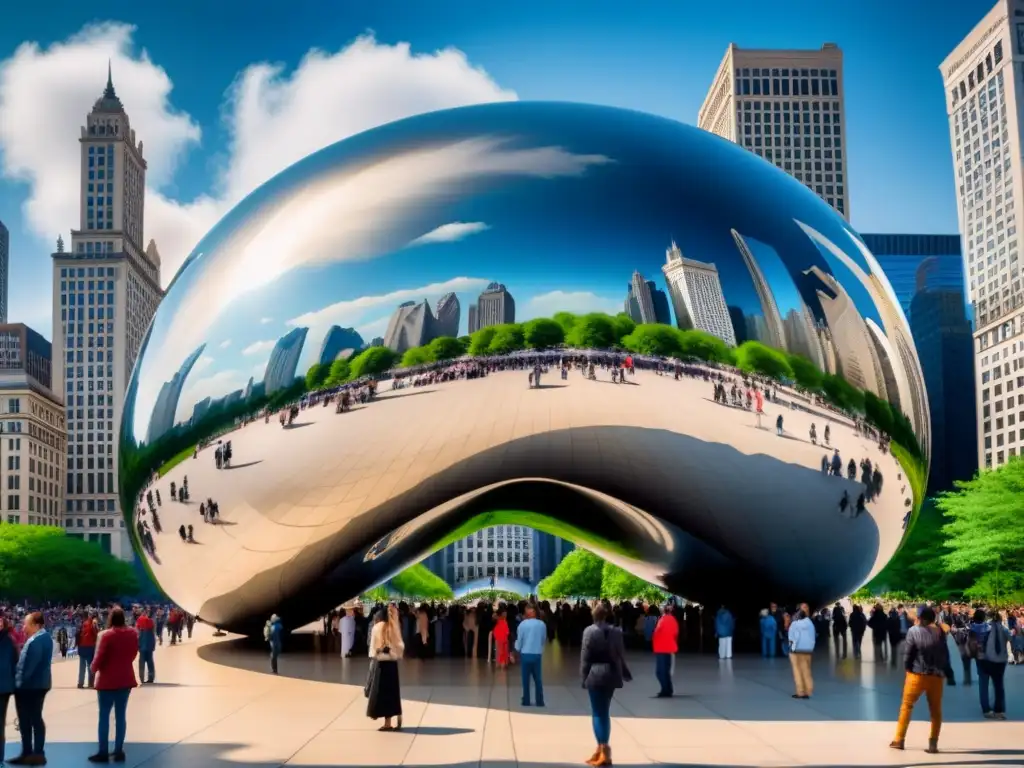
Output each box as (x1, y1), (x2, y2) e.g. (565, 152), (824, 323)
(135, 615), (154, 632)
(652, 614), (679, 654)
(91, 627), (139, 690)
(77, 619), (97, 648)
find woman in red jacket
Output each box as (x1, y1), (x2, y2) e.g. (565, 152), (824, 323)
(652, 606), (679, 698)
(89, 607), (139, 763)
(493, 609), (511, 669)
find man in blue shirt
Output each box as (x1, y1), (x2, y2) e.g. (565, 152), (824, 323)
(514, 604), (546, 707)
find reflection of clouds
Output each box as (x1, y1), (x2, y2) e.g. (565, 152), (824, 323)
(289, 276), (490, 346)
(242, 339), (277, 356)
(260, 317), (274, 324)
(175, 369), (247, 425)
(522, 290), (621, 320)
(132, 137), (612, 437)
(409, 221), (489, 246)
(192, 355), (215, 376)
(355, 316), (390, 341)
(219, 339), (232, 349)
(251, 359), (269, 378)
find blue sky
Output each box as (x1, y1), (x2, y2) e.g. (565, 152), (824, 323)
(0, 0), (992, 338)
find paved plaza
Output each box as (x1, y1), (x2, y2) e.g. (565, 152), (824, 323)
(149, 368), (908, 623)
(7, 625), (1022, 767)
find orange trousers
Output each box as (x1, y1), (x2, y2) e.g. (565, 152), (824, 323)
(894, 672), (943, 742)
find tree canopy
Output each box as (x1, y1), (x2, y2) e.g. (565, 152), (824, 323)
(0, 526), (138, 602)
(522, 318), (565, 349)
(349, 346), (398, 379)
(735, 341), (793, 380)
(388, 563), (454, 599)
(305, 362), (330, 391)
(537, 549), (665, 601)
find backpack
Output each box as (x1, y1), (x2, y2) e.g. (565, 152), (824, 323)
(263, 621), (272, 642)
(967, 629), (983, 659)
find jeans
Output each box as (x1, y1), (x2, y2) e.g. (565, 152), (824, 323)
(97, 688), (131, 755)
(0, 692), (10, 757)
(960, 654), (972, 683)
(976, 659), (1007, 713)
(587, 688), (613, 745)
(761, 635), (775, 657)
(270, 649), (279, 674)
(78, 645), (96, 687)
(519, 653), (544, 705)
(13, 689), (47, 756)
(894, 672), (943, 742)
(138, 650), (155, 682)
(718, 637), (732, 659)
(852, 632), (863, 658)
(654, 653), (673, 695)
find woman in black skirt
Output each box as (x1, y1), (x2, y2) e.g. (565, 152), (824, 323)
(367, 603), (405, 731)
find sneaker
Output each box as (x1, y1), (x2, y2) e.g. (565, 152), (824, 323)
(994, 713), (1007, 721)
(87, 754), (110, 763)
(984, 711), (996, 719)
(112, 752), (126, 763)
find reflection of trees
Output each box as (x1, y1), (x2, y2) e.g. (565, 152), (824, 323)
(536, 548), (666, 602)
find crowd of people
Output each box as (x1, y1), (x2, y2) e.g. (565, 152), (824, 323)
(0, 602), (193, 765)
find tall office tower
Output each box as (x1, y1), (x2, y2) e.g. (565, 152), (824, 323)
(146, 343), (206, 443)
(434, 292), (461, 338)
(383, 300), (435, 354)
(647, 281), (672, 325)
(626, 271), (658, 324)
(317, 326), (364, 366)
(467, 305), (478, 335)
(0, 219), (8, 323)
(864, 233), (978, 491)
(443, 524), (534, 586)
(264, 327), (309, 394)
(476, 283), (515, 329)
(0, 324), (66, 528)
(662, 243), (736, 345)
(731, 229), (787, 349)
(698, 43), (849, 221)
(51, 67), (162, 559)
(942, 1), (1024, 470)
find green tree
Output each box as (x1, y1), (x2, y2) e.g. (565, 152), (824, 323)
(538, 549), (604, 598)
(487, 323), (526, 355)
(677, 329), (733, 363)
(348, 346), (398, 379)
(457, 335), (472, 347)
(552, 312), (578, 335)
(787, 354), (823, 391)
(600, 561), (666, 602)
(305, 363), (330, 391)
(468, 327), (498, 356)
(620, 324), (682, 357)
(735, 341), (793, 379)
(940, 458), (1024, 574)
(863, 392), (895, 437)
(821, 373), (864, 413)
(389, 563), (454, 599)
(964, 569), (1024, 608)
(610, 313), (637, 342)
(324, 358), (351, 388)
(400, 345), (434, 368)
(267, 379), (306, 410)
(428, 336), (466, 361)
(565, 313), (617, 350)
(523, 318), (565, 349)
(0, 527), (138, 602)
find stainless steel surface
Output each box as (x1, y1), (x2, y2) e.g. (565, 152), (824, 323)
(120, 102), (928, 634)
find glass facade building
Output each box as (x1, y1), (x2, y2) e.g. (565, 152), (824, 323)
(865, 233), (977, 493)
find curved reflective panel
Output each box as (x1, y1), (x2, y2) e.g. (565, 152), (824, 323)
(120, 102), (928, 635)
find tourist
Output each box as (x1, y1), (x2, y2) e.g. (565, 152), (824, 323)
(514, 604), (546, 707)
(714, 605), (734, 660)
(493, 609), (511, 669)
(869, 603), (888, 661)
(787, 607), (815, 698)
(970, 608), (1010, 719)
(890, 605), (947, 754)
(266, 615), (283, 675)
(135, 609), (156, 684)
(759, 609), (777, 658)
(13, 611), (53, 766)
(581, 603), (631, 767)
(340, 607), (356, 658)
(849, 605), (867, 659)
(831, 603), (848, 658)
(89, 607), (139, 763)
(0, 615), (17, 764)
(652, 605), (678, 697)
(463, 606), (478, 659)
(366, 604), (404, 731)
(77, 612), (99, 688)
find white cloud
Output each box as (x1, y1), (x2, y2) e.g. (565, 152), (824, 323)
(218, 339), (232, 349)
(409, 221), (489, 246)
(174, 369), (245, 425)
(251, 359), (269, 378)
(191, 354), (215, 376)
(522, 290), (622, 320)
(259, 317), (273, 325)
(241, 339), (276, 356)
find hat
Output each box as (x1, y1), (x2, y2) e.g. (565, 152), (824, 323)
(270, 614), (280, 622)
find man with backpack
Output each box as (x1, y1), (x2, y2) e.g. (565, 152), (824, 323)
(969, 609), (1010, 719)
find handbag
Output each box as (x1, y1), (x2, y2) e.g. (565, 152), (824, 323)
(364, 658), (377, 698)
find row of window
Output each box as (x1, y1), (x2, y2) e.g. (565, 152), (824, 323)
(950, 41), (1003, 106)
(454, 566), (528, 582)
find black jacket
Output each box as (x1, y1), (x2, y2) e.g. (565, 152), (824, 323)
(581, 622), (632, 691)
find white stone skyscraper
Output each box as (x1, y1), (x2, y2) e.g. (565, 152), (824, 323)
(942, 0), (1024, 470)
(662, 242), (736, 345)
(698, 44), (849, 221)
(51, 66), (163, 558)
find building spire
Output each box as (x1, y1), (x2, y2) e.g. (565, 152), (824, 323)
(105, 59), (116, 98)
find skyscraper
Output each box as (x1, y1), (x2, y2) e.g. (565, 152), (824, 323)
(476, 283), (515, 329)
(467, 305), (478, 335)
(942, 5), (1020, 470)
(661, 243), (736, 345)
(698, 43), (849, 221)
(865, 233), (977, 491)
(318, 326), (364, 366)
(146, 343), (207, 443)
(626, 271), (658, 324)
(0, 218), (8, 323)
(51, 66), (163, 559)
(264, 328), (308, 394)
(434, 292), (461, 338)
(383, 300), (435, 353)
(731, 229), (787, 350)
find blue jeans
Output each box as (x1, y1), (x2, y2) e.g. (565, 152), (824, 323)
(587, 688), (613, 745)
(976, 659), (1006, 713)
(271, 648), (280, 674)
(761, 635), (775, 657)
(520, 653), (544, 705)
(13, 689), (47, 756)
(138, 650), (155, 682)
(97, 688), (131, 755)
(654, 653), (673, 695)
(78, 646), (95, 687)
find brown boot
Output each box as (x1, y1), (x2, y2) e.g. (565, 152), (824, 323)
(888, 740), (904, 750)
(585, 747), (602, 765)
(593, 745), (612, 766)
(926, 739), (939, 754)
